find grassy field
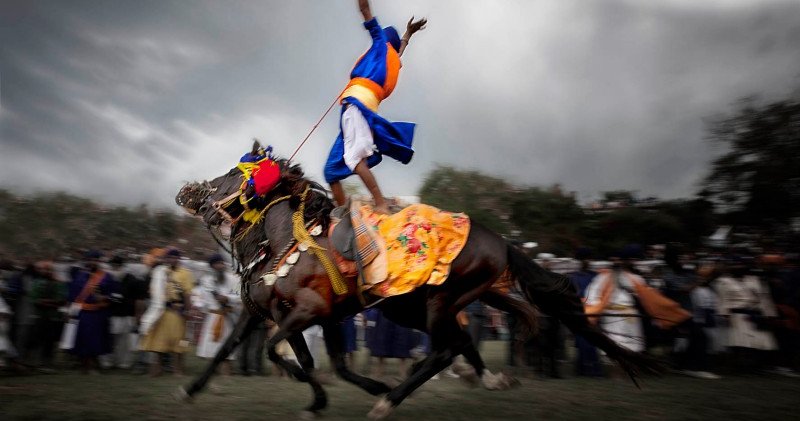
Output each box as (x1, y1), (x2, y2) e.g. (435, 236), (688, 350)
(2, 341), (799, 421)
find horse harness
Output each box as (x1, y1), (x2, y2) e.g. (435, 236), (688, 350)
(230, 186), (347, 319)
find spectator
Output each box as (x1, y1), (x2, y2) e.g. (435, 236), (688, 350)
(714, 256), (778, 372)
(530, 253), (562, 379)
(10, 263), (36, 363)
(585, 247), (647, 353)
(568, 248), (603, 377)
(139, 248), (195, 377)
(662, 244), (698, 373)
(30, 261), (67, 371)
(130, 248), (164, 374)
(195, 254), (241, 376)
(104, 255), (140, 369)
(342, 315), (358, 369)
(758, 254), (799, 377)
(686, 263), (722, 379)
(365, 308), (415, 378)
(66, 250), (116, 374)
(0, 293), (18, 368)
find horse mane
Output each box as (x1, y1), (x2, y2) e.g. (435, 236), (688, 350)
(243, 159), (335, 231)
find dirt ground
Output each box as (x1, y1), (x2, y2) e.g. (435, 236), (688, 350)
(2, 341), (799, 421)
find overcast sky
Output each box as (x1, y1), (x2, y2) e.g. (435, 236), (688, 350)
(2, 0), (799, 208)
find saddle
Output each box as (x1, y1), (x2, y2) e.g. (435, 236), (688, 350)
(328, 200), (388, 290)
(328, 200), (472, 299)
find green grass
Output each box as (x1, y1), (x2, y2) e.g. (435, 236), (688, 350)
(2, 341), (798, 420)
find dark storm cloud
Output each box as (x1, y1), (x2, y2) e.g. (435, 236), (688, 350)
(1, 0), (799, 207)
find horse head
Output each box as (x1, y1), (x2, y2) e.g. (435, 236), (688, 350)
(175, 140), (335, 251)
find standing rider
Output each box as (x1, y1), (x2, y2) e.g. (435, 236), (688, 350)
(324, 0), (427, 214)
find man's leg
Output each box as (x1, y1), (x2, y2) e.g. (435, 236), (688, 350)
(353, 160), (389, 214)
(330, 181), (346, 207)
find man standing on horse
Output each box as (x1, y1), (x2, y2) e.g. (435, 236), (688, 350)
(324, 0), (427, 214)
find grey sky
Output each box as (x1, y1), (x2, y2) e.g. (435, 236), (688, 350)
(2, 0), (799, 207)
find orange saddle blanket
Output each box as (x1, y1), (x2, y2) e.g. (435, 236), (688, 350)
(339, 202), (471, 298)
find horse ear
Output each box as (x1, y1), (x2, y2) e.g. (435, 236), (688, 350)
(251, 139), (261, 155)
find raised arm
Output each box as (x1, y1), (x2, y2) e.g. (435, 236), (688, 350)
(358, 0), (373, 22)
(399, 16), (427, 57)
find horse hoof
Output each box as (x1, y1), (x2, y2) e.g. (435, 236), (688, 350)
(481, 370), (513, 391)
(298, 410), (318, 420)
(455, 366), (479, 388)
(173, 386), (193, 403)
(501, 372), (521, 389)
(367, 397), (394, 420)
(496, 372), (520, 389)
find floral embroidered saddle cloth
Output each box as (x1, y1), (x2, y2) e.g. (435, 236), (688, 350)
(329, 201), (471, 298)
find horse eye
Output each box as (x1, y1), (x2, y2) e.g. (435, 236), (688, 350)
(198, 204), (208, 213)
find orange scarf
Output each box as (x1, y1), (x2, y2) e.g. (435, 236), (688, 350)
(585, 271), (690, 329)
(74, 270), (107, 311)
(211, 311), (226, 342)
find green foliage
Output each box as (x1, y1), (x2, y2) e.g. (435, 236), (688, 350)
(419, 168), (715, 257)
(419, 166), (514, 234)
(580, 208), (685, 258)
(510, 187), (584, 256)
(0, 189), (215, 260)
(701, 96), (800, 231)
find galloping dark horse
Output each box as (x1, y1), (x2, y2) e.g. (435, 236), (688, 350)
(175, 148), (658, 419)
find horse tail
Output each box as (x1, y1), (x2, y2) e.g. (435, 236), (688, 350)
(505, 243), (662, 385)
(480, 288), (538, 338)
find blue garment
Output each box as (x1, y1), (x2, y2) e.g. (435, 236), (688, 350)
(324, 17), (416, 184)
(365, 308), (416, 358)
(68, 270), (116, 358)
(324, 98), (415, 183)
(351, 17), (394, 87)
(341, 316), (357, 354)
(569, 270), (596, 299)
(568, 269), (603, 376)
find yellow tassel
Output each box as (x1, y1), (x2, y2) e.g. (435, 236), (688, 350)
(292, 186), (347, 295)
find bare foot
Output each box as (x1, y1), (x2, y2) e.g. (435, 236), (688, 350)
(373, 204), (390, 215)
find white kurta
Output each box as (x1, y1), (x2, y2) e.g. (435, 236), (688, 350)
(691, 286), (724, 353)
(0, 295), (14, 355)
(194, 271), (241, 359)
(139, 265), (166, 335)
(714, 276), (777, 351)
(585, 271), (645, 352)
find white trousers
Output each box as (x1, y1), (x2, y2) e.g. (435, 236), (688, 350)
(342, 105), (375, 171)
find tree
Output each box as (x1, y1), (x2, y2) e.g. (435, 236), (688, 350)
(701, 97), (800, 231)
(510, 186), (585, 255)
(419, 166), (516, 234)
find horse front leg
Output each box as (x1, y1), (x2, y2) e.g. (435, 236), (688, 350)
(406, 329), (486, 388)
(368, 315), (463, 421)
(178, 312), (259, 400)
(261, 298), (326, 415)
(321, 320), (392, 396)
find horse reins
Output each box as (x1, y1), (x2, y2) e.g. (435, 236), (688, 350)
(287, 88), (346, 164)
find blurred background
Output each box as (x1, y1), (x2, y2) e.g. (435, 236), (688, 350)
(1, 0), (799, 420)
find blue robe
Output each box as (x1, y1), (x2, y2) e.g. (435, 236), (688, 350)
(69, 270), (116, 358)
(323, 17), (416, 184)
(324, 98), (415, 183)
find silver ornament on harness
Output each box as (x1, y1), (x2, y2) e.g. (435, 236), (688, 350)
(276, 264), (291, 277)
(286, 252), (300, 265)
(261, 273), (277, 286)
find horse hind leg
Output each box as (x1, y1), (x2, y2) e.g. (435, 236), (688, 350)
(368, 302), (463, 420)
(321, 320), (392, 396)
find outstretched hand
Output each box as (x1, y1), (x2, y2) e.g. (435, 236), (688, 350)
(406, 16), (427, 36)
